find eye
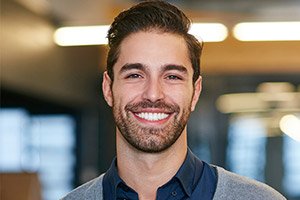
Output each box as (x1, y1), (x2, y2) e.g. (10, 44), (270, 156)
(166, 75), (182, 80)
(126, 74), (143, 79)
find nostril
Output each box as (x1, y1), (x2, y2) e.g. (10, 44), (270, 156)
(142, 81), (165, 102)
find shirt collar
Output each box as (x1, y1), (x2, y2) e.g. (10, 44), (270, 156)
(174, 148), (204, 197)
(104, 157), (123, 197)
(104, 148), (204, 198)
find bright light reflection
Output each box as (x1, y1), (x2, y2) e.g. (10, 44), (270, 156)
(54, 23), (228, 46)
(54, 25), (110, 46)
(280, 114), (300, 142)
(233, 22), (300, 41)
(189, 23), (228, 42)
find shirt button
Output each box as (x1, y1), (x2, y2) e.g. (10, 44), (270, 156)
(171, 191), (177, 196)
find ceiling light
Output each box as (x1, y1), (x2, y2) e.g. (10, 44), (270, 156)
(54, 25), (110, 46)
(257, 82), (295, 93)
(216, 82), (300, 113)
(233, 22), (300, 41)
(189, 23), (228, 42)
(280, 114), (300, 142)
(54, 23), (228, 46)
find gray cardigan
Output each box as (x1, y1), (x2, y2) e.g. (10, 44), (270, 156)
(61, 166), (286, 200)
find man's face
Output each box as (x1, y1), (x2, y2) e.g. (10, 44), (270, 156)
(103, 31), (201, 153)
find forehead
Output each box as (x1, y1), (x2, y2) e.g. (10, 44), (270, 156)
(114, 31), (192, 73)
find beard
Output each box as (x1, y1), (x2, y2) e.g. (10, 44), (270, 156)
(112, 99), (192, 153)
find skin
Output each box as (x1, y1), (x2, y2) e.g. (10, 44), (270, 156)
(102, 30), (202, 200)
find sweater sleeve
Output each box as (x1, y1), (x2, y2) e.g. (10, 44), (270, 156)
(213, 166), (286, 200)
(60, 174), (104, 200)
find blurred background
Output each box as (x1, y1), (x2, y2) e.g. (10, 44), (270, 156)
(1, 0), (300, 199)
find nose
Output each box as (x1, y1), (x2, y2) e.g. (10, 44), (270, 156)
(142, 78), (165, 102)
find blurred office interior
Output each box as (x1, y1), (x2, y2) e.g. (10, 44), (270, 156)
(1, 0), (300, 199)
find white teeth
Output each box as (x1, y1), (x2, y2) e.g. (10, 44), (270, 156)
(136, 112), (169, 121)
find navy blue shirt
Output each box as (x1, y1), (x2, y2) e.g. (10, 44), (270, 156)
(103, 149), (217, 199)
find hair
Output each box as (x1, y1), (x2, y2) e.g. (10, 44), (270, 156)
(106, 0), (203, 83)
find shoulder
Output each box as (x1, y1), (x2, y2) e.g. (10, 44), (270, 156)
(60, 174), (104, 200)
(213, 166), (286, 200)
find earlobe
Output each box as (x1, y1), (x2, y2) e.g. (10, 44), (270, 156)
(191, 76), (202, 111)
(102, 71), (113, 107)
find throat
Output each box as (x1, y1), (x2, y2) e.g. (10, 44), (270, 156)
(117, 146), (187, 197)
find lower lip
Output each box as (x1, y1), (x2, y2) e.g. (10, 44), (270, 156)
(132, 112), (172, 125)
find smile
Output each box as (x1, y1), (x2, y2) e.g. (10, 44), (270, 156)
(135, 112), (169, 121)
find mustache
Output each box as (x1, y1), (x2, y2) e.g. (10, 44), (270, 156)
(125, 100), (179, 113)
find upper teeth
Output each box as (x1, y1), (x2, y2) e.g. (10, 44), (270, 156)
(136, 112), (169, 121)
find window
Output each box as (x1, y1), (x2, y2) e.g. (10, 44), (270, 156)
(227, 114), (300, 198)
(283, 135), (300, 197)
(226, 115), (267, 182)
(0, 108), (76, 200)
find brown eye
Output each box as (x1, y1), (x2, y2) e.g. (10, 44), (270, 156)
(166, 75), (182, 80)
(126, 74), (143, 79)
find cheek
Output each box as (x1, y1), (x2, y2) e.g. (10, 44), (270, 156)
(112, 86), (142, 107)
(166, 87), (194, 107)
(170, 83), (194, 98)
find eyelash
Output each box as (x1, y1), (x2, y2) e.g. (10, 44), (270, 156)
(124, 73), (183, 80)
(125, 74), (143, 79)
(166, 75), (182, 80)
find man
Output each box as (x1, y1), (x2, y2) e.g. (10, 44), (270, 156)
(62, 1), (286, 199)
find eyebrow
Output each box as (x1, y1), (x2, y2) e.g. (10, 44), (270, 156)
(119, 63), (188, 74)
(162, 64), (188, 74)
(119, 63), (145, 74)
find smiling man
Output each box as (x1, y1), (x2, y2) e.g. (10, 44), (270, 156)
(107, 32), (199, 155)
(62, 1), (286, 199)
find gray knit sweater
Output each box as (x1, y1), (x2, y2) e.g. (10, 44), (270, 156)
(61, 166), (286, 200)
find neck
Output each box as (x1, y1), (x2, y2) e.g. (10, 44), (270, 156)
(116, 128), (188, 200)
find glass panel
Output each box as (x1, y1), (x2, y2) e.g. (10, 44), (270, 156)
(283, 135), (300, 197)
(0, 108), (28, 171)
(29, 115), (76, 200)
(0, 109), (76, 200)
(227, 115), (267, 182)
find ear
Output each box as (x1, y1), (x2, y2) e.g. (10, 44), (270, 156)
(102, 71), (113, 107)
(191, 76), (202, 111)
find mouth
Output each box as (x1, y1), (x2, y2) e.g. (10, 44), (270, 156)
(134, 112), (170, 121)
(126, 101), (178, 124)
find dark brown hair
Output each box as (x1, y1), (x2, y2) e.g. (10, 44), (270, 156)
(106, 0), (203, 83)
